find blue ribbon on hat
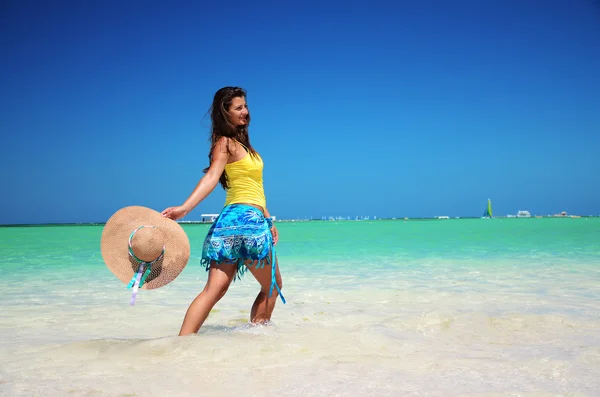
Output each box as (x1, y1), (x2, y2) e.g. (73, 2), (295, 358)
(127, 226), (164, 306)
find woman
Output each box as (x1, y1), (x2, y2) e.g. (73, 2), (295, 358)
(162, 86), (285, 336)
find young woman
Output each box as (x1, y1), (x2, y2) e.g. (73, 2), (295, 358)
(162, 86), (285, 336)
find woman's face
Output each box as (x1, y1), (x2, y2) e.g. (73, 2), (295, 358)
(227, 97), (249, 126)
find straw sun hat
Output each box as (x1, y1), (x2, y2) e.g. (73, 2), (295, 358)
(101, 206), (190, 305)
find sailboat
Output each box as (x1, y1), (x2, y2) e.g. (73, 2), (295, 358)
(482, 198), (493, 219)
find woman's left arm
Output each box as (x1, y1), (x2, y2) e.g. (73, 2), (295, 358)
(264, 207), (279, 245)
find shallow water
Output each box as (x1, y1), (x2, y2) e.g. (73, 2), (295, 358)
(1, 219), (599, 396)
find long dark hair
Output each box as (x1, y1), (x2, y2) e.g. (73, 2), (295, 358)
(203, 86), (257, 189)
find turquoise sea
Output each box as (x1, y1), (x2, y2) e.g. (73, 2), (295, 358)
(1, 218), (599, 396)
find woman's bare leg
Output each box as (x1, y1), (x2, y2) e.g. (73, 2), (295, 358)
(179, 262), (237, 336)
(246, 257), (283, 324)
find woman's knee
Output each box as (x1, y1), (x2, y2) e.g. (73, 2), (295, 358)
(262, 274), (282, 294)
(204, 279), (231, 302)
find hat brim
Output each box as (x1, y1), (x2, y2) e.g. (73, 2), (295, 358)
(101, 206), (190, 290)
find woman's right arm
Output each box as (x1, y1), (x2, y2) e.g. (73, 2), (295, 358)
(162, 137), (230, 220)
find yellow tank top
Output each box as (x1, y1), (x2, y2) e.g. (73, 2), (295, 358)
(224, 142), (266, 209)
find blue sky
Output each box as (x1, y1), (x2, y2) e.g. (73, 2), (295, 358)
(1, 0), (599, 224)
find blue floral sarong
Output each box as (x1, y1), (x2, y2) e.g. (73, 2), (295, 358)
(201, 204), (285, 303)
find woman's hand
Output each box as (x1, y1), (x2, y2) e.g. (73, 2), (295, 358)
(271, 224), (279, 245)
(162, 206), (189, 221)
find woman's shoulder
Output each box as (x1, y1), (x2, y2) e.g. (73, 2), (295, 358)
(213, 136), (235, 153)
(214, 137), (249, 160)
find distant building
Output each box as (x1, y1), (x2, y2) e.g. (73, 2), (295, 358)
(200, 213), (220, 223)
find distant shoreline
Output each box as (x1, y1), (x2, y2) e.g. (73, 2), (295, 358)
(1, 215), (597, 227)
